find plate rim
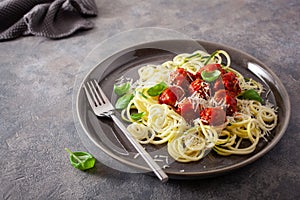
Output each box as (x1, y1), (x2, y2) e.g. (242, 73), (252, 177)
(75, 39), (291, 178)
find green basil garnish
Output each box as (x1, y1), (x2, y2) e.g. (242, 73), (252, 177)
(238, 89), (263, 103)
(130, 112), (145, 121)
(147, 82), (168, 96)
(65, 148), (96, 171)
(114, 82), (130, 96)
(244, 77), (251, 82)
(201, 69), (221, 82)
(115, 93), (134, 109)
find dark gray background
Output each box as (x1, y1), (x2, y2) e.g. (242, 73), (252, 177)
(1, 0), (299, 199)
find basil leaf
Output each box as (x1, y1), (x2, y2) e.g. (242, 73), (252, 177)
(130, 112), (145, 121)
(201, 69), (221, 82)
(238, 89), (263, 103)
(65, 148), (96, 171)
(114, 82), (130, 96)
(115, 93), (134, 109)
(244, 77), (251, 82)
(147, 82), (168, 96)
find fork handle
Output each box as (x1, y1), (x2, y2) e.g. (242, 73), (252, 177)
(111, 114), (169, 183)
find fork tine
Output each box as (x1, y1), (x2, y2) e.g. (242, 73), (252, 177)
(93, 80), (110, 104)
(83, 84), (96, 109)
(90, 80), (105, 105)
(86, 81), (100, 106)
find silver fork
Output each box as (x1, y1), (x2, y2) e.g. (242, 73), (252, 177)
(83, 80), (168, 182)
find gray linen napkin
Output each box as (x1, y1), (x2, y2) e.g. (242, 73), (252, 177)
(0, 0), (97, 41)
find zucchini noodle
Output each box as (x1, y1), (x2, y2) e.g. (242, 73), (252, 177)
(115, 50), (278, 163)
(168, 120), (218, 162)
(137, 64), (172, 86)
(125, 88), (189, 145)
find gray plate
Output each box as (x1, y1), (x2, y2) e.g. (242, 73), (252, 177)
(75, 40), (290, 179)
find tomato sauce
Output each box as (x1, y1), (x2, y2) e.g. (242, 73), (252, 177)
(158, 65), (241, 125)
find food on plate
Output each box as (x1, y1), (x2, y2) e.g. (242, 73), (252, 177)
(113, 50), (278, 163)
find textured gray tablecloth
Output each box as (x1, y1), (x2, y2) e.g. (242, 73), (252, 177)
(0, 0), (97, 41)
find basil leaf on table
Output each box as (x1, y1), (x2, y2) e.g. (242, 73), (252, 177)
(238, 89), (263, 103)
(201, 69), (221, 82)
(147, 82), (168, 96)
(65, 148), (96, 171)
(115, 93), (134, 109)
(114, 82), (130, 96)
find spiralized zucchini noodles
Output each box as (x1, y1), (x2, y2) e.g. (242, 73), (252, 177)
(113, 50), (278, 163)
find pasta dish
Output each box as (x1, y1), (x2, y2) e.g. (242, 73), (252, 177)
(113, 50), (278, 163)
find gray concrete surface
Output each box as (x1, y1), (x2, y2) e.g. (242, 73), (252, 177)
(1, 0), (299, 199)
